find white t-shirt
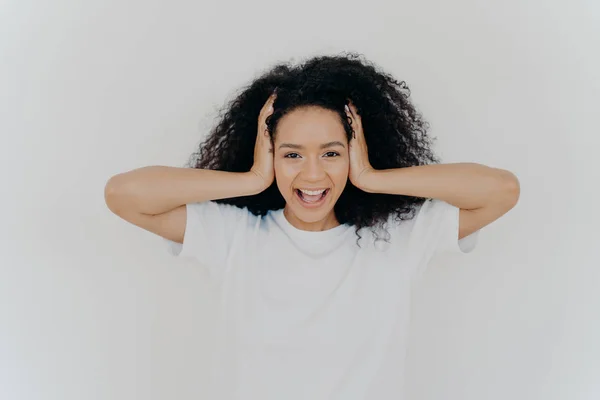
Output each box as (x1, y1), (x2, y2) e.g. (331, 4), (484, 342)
(165, 198), (479, 399)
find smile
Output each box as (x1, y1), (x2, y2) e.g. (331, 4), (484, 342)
(295, 188), (330, 208)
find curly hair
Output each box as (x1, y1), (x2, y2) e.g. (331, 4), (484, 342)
(185, 52), (440, 240)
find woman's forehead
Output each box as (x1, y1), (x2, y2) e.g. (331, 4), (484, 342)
(275, 107), (346, 146)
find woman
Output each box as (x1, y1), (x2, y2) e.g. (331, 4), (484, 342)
(104, 53), (519, 399)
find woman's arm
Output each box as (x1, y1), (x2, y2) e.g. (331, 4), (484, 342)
(104, 94), (277, 243)
(345, 101), (519, 239)
(359, 163), (520, 239)
(103, 166), (265, 243)
(104, 166), (264, 216)
(361, 163), (519, 210)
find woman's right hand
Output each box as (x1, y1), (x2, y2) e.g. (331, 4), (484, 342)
(250, 92), (277, 191)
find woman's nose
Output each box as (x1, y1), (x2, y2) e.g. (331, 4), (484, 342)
(303, 158), (326, 180)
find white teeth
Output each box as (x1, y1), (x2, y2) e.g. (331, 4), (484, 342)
(299, 189), (326, 196)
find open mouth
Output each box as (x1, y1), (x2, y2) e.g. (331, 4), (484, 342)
(295, 188), (330, 207)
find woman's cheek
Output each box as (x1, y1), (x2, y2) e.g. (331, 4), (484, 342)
(274, 161), (297, 190)
(275, 162), (296, 177)
(329, 160), (350, 177)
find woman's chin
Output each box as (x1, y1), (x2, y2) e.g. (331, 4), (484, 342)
(284, 190), (339, 227)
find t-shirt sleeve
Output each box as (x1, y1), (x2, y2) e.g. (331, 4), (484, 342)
(406, 198), (479, 282)
(163, 200), (248, 278)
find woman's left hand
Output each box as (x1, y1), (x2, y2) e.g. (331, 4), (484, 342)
(346, 101), (375, 190)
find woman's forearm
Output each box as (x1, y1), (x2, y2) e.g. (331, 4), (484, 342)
(104, 166), (264, 215)
(361, 163), (520, 210)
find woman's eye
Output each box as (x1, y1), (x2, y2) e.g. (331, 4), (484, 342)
(284, 152), (339, 158)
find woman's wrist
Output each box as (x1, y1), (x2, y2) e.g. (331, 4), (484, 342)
(245, 170), (271, 194)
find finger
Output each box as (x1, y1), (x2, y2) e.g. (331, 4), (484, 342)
(347, 104), (363, 136)
(346, 100), (357, 115)
(345, 103), (354, 117)
(259, 97), (276, 131)
(346, 104), (361, 131)
(344, 105), (357, 139)
(262, 93), (277, 114)
(349, 104), (361, 125)
(266, 95), (276, 116)
(345, 108), (356, 139)
(344, 104), (354, 125)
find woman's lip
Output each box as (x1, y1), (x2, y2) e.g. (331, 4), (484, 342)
(295, 188), (330, 208)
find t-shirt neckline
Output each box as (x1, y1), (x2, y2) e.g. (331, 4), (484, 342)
(272, 208), (352, 242)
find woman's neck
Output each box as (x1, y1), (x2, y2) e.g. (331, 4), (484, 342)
(282, 206), (340, 232)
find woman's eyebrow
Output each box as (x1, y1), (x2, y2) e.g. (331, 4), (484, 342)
(320, 141), (346, 149)
(278, 141), (346, 150)
(278, 143), (303, 150)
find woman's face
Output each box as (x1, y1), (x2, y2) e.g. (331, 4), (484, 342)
(273, 106), (349, 231)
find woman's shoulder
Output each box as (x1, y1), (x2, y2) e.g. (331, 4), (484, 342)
(186, 200), (263, 227)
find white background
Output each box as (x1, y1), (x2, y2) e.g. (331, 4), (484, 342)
(1, 0), (598, 399)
